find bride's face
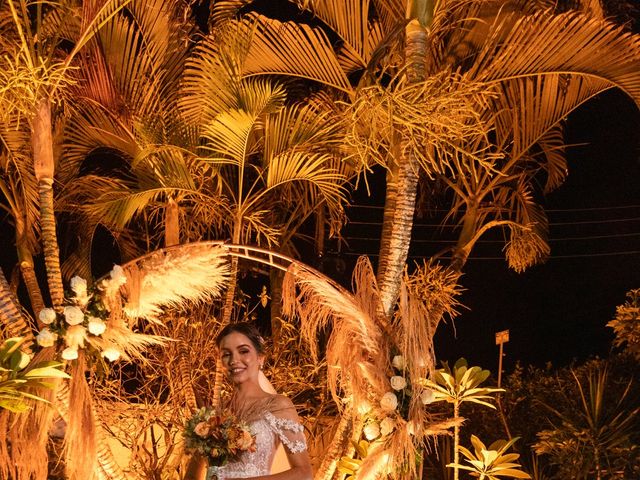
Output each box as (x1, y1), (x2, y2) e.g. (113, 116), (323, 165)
(219, 331), (264, 385)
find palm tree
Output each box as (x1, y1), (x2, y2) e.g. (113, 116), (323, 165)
(534, 363), (640, 480)
(203, 0), (640, 476)
(211, 0), (640, 306)
(0, 1), (148, 479)
(0, 115), (44, 318)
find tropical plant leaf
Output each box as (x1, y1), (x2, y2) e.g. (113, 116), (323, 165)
(239, 14), (352, 93)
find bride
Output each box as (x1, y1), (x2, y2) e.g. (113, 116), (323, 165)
(187, 322), (313, 480)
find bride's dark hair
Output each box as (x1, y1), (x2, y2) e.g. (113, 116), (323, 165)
(216, 322), (266, 355)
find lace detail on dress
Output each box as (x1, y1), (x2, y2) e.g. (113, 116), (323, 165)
(207, 406), (307, 479)
(264, 411), (307, 454)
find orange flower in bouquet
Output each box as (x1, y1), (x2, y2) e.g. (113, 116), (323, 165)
(184, 407), (256, 466)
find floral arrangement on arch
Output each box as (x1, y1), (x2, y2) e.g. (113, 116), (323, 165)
(337, 351), (444, 478)
(362, 354), (436, 442)
(35, 265), (163, 363)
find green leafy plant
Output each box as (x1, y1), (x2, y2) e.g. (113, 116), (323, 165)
(0, 337), (70, 413)
(337, 439), (370, 478)
(534, 362), (639, 479)
(421, 358), (504, 480)
(449, 435), (531, 480)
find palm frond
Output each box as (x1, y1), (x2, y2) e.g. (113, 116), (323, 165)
(60, 99), (139, 180)
(201, 109), (264, 164)
(121, 242), (230, 321)
(265, 151), (346, 212)
(371, 0), (405, 33)
(536, 124), (567, 194)
(239, 14), (352, 93)
(470, 11), (640, 105)
(211, 0), (255, 26)
(295, 0), (371, 67)
(179, 31), (245, 125)
(500, 179), (550, 272)
(493, 74), (610, 168)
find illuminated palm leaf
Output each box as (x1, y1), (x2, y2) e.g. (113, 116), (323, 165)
(450, 435), (531, 480)
(240, 14), (352, 93)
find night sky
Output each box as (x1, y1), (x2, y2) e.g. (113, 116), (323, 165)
(335, 89), (640, 372)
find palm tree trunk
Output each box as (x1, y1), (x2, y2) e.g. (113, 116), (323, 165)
(177, 341), (199, 412)
(376, 17), (430, 321)
(164, 197), (180, 247)
(376, 160), (399, 285)
(270, 268), (284, 338)
(212, 221), (242, 409)
(15, 213), (46, 318)
(163, 199), (202, 411)
(450, 200), (479, 272)
(0, 266), (33, 342)
(314, 407), (353, 480)
(32, 99), (64, 309)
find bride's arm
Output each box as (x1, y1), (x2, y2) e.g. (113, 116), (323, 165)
(246, 395), (313, 480)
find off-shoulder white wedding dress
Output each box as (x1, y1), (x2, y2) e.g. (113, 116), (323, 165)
(206, 373), (307, 480)
(207, 405), (307, 479)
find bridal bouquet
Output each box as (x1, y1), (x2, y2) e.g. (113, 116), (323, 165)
(184, 407), (256, 466)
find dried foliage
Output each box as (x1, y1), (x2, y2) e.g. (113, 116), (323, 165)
(121, 243), (230, 321)
(607, 288), (640, 360)
(343, 72), (500, 180)
(505, 224), (551, 274)
(282, 256), (464, 479)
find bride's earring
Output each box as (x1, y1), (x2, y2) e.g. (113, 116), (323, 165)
(259, 363), (263, 371)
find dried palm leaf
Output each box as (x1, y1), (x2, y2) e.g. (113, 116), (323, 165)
(63, 354), (98, 480)
(282, 258), (388, 409)
(119, 243), (230, 321)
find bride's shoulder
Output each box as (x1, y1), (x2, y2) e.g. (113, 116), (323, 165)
(265, 394), (296, 415)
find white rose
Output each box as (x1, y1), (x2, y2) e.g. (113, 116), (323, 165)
(380, 417), (396, 436)
(357, 400), (372, 415)
(363, 422), (380, 441)
(87, 317), (106, 336)
(390, 376), (407, 391)
(391, 355), (405, 370)
(70, 276), (87, 297)
(17, 351), (31, 370)
(65, 324), (87, 349)
(63, 306), (85, 326)
(380, 392), (398, 412)
(101, 348), (121, 362)
(109, 265), (127, 286)
(420, 389), (435, 405)
(36, 328), (58, 348)
(38, 308), (57, 325)
(61, 347), (78, 361)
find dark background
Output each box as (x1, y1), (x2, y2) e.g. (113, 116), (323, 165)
(335, 89), (639, 373)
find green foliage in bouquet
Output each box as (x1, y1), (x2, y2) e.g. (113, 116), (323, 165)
(184, 407), (256, 467)
(0, 337), (70, 412)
